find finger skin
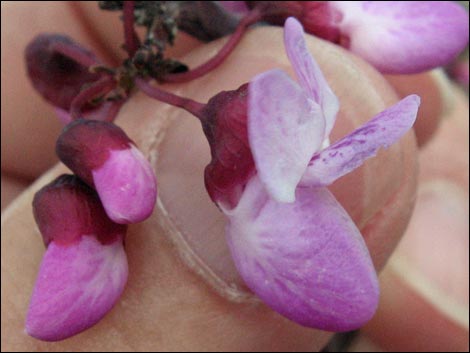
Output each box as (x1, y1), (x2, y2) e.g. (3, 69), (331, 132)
(365, 268), (469, 352)
(1, 27), (417, 351)
(418, 87), (469, 191)
(1, 174), (28, 211)
(386, 71), (447, 147)
(362, 88), (469, 351)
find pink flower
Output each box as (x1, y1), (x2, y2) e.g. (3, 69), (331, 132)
(250, 1), (469, 74)
(56, 119), (157, 224)
(26, 175), (128, 341)
(206, 17), (420, 331)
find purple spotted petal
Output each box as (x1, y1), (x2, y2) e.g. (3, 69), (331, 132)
(301, 95), (420, 187)
(92, 144), (157, 223)
(223, 176), (379, 331)
(25, 235), (128, 341)
(248, 69), (325, 202)
(284, 17), (339, 138)
(332, 1), (469, 74)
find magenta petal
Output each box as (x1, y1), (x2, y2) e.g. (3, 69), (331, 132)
(223, 176), (379, 331)
(56, 120), (157, 223)
(301, 95), (420, 187)
(284, 17), (339, 137)
(248, 69), (325, 202)
(25, 235), (128, 341)
(92, 144), (157, 223)
(333, 1), (470, 74)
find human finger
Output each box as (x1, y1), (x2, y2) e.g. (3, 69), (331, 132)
(385, 70), (454, 147)
(1, 26), (418, 351)
(362, 87), (469, 351)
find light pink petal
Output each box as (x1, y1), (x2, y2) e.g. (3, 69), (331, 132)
(301, 95), (420, 187)
(26, 235), (128, 341)
(92, 144), (157, 224)
(284, 17), (339, 138)
(332, 1), (469, 74)
(248, 69), (325, 202)
(222, 176), (379, 331)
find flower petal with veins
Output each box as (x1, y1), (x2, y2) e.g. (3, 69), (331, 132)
(248, 69), (325, 202)
(301, 95), (420, 187)
(223, 176), (379, 331)
(284, 17), (339, 137)
(25, 235), (128, 342)
(332, 1), (469, 74)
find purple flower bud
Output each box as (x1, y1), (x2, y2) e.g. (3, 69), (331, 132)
(28, 175), (128, 341)
(25, 34), (100, 110)
(56, 119), (157, 224)
(33, 174), (126, 246)
(248, 1), (342, 42)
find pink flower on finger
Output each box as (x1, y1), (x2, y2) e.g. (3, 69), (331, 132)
(203, 17), (420, 331)
(27, 175), (128, 341)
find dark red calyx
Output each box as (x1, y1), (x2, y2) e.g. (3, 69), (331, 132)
(200, 83), (255, 210)
(25, 34), (101, 110)
(33, 174), (127, 246)
(248, 1), (342, 43)
(56, 119), (133, 187)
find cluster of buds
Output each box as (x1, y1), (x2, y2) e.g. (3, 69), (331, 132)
(26, 92), (157, 342)
(23, 0), (468, 342)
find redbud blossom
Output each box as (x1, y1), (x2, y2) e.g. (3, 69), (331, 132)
(197, 17), (419, 331)
(27, 175), (128, 341)
(56, 119), (157, 224)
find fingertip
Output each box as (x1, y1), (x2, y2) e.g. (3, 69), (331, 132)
(385, 69), (454, 147)
(362, 179), (469, 351)
(419, 86), (469, 191)
(363, 267), (469, 352)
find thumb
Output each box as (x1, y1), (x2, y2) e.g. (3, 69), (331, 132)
(362, 87), (469, 352)
(2, 27), (417, 351)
